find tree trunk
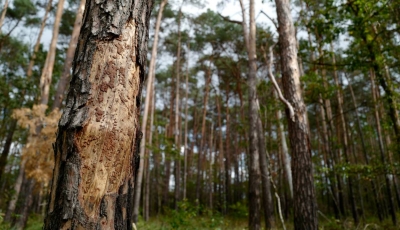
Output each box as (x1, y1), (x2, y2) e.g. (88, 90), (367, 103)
(257, 111), (274, 229)
(52, 0), (86, 110)
(369, 69), (397, 225)
(144, 80), (155, 221)
(174, 8), (182, 209)
(195, 68), (211, 205)
(4, 159), (26, 222)
(238, 0), (261, 228)
(39, 0), (66, 106)
(132, 0), (166, 223)
(183, 41), (190, 201)
(43, 1), (153, 229)
(0, 0), (8, 31)
(0, 120), (16, 181)
(275, 0), (318, 228)
(274, 91), (292, 198)
(26, 0), (53, 78)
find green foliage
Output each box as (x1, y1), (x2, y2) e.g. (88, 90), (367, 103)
(6, 0), (37, 20)
(167, 200), (199, 229)
(228, 202), (248, 219)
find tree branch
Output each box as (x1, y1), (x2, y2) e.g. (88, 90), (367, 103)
(265, 44), (295, 121)
(260, 11), (278, 30)
(217, 13), (242, 25)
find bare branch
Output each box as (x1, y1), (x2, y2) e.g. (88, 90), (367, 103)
(266, 43), (295, 121)
(260, 11), (278, 30)
(217, 13), (242, 25)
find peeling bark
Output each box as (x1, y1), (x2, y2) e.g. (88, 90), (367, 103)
(44, 0), (153, 229)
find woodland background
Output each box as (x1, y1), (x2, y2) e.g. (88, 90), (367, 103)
(0, 0), (400, 229)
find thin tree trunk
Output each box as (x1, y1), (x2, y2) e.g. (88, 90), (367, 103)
(4, 159), (26, 222)
(275, 0), (318, 228)
(133, 0), (166, 223)
(182, 41), (190, 201)
(369, 69), (397, 225)
(257, 110), (274, 229)
(0, 120), (16, 180)
(144, 81), (155, 221)
(26, 0), (53, 78)
(195, 68), (212, 205)
(329, 46), (359, 225)
(238, 0), (261, 228)
(0, 0), (8, 31)
(15, 179), (35, 230)
(44, 1), (154, 228)
(39, 0), (66, 106)
(52, 0), (86, 110)
(208, 123), (214, 209)
(276, 103), (292, 198)
(224, 97), (231, 212)
(174, 7), (183, 209)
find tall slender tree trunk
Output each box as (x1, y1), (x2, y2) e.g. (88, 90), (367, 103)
(275, 0), (318, 228)
(183, 41), (190, 201)
(0, 0), (8, 31)
(0, 120), (16, 180)
(238, 0), (261, 228)
(43, 1), (153, 228)
(174, 8), (183, 209)
(257, 110), (274, 229)
(39, 0), (66, 106)
(224, 98), (231, 212)
(144, 81), (155, 221)
(26, 0), (53, 78)
(4, 159), (26, 222)
(132, 0), (166, 223)
(195, 68), (211, 205)
(52, 0), (86, 110)
(369, 69), (397, 225)
(275, 99), (292, 198)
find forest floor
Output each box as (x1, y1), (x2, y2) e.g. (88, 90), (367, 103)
(1, 214), (399, 230)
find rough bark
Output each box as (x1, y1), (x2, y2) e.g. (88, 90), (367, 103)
(52, 0), (87, 110)
(43, 0), (153, 229)
(39, 0), (66, 106)
(275, 0), (318, 229)
(132, 0), (166, 223)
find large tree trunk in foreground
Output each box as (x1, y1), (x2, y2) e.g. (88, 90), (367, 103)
(275, 0), (318, 229)
(43, 1), (153, 229)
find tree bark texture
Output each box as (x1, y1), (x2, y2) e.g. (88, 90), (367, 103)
(44, 0), (153, 229)
(275, 0), (318, 229)
(52, 0), (87, 110)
